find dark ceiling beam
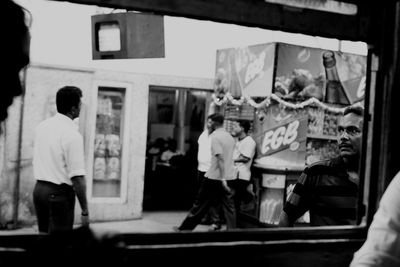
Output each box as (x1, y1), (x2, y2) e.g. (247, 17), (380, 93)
(49, 0), (372, 42)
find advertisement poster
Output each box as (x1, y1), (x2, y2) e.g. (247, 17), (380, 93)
(274, 43), (367, 105)
(214, 43), (275, 98)
(252, 103), (308, 169)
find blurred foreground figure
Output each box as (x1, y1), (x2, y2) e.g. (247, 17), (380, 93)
(30, 226), (127, 266)
(1, 0), (30, 123)
(350, 171), (400, 267)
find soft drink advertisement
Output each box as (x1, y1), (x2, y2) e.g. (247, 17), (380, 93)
(274, 43), (367, 105)
(252, 103), (308, 169)
(214, 43), (275, 98)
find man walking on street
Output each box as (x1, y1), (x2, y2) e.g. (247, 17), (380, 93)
(33, 86), (89, 233)
(175, 113), (237, 231)
(197, 121), (223, 230)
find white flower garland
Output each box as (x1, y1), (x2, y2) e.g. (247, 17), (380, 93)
(211, 92), (350, 114)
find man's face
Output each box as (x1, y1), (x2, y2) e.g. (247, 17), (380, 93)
(231, 121), (243, 137)
(71, 100), (82, 120)
(337, 113), (363, 159)
(206, 118), (214, 133)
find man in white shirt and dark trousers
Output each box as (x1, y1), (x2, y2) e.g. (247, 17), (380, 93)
(33, 86), (89, 233)
(197, 122), (223, 230)
(231, 120), (256, 224)
(197, 127), (211, 187)
(175, 113), (237, 231)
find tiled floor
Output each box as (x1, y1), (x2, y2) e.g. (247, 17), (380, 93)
(0, 211), (213, 235)
(90, 211), (213, 234)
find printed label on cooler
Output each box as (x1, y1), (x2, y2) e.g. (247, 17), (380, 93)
(259, 117), (308, 156)
(262, 174), (286, 189)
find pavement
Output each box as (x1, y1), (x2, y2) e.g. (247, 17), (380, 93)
(0, 211), (217, 235)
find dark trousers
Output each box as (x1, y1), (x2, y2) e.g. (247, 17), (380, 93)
(197, 171), (222, 225)
(231, 179), (253, 212)
(33, 180), (75, 233)
(178, 177), (236, 230)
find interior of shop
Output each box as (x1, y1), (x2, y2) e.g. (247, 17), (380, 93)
(143, 86), (212, 210)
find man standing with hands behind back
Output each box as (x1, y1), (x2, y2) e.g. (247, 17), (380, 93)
(33, 86), (89, 233)
(231, 120), (256, 217)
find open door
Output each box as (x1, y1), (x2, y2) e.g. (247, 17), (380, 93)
(143, 86), (212, 210)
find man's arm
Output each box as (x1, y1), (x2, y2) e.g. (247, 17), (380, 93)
(235, 137), (256, 164)
(279, 171), (312, 227)
(234, 154), (250, 163)
(216, 153), (225, 176)
(216, 153), (232, 193)
(278, 211), (295, 227)
(350, 172), (400, 267)
(71, 175), (89, 226)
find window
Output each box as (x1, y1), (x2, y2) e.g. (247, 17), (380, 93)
(87, 82), (132, 203)
(5, 1), (399, 265)
(12, 0), (388, 245)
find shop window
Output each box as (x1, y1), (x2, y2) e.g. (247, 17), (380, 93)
(88, 82), (131, 202)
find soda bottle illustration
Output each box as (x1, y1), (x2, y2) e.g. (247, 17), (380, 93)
(228, 51), (242, 98)
(322, 51), (350, 105)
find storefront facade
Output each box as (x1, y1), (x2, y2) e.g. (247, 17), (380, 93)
(211, 42), (367, 226)
(0, 63), (213, 226)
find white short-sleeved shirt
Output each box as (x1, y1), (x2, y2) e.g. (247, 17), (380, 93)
(205, 127), (236, 181)
(233, 135), (256, 181)
(33, 113), (86, 185)
(197, 130), (211, 172)
(350, 172), (400, 267)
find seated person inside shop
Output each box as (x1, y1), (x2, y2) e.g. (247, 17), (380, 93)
(279, 105), (363, 227)
(160, 139), (184, 166)
(147, 137), (167, 171)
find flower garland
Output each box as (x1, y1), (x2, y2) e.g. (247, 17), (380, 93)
(211, 92), (349, 114)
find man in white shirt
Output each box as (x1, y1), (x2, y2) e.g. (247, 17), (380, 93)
(33, 86), (89, 233)
(176, 113), (237, 231)
(231, 120), (256, 216)
(197, 128), (211, 182)
(197, 122), (224, 230)
(350, 171), (400, 267)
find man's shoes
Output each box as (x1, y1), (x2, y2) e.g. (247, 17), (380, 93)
(200, 215), (212, 225)
(208, 223), (222, 231)
(172, 226), (182, 232)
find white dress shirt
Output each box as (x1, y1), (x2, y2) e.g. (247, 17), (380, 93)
(33, 113), (86, 185)
(205, 127), (236, 181)
(350, 171), (400, 267)
(233, 135), (256, 181)
(197, 130), (211, 172)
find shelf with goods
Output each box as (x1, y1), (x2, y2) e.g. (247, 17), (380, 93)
(249, 166), (303, 226)
(92, 88), (125, 198)
(307, 134), (338, 140)
(210, 42), (365, 228)
(245, 101), (345, 226)
(210, 95), (347, 227)
(305, 105), (342, 166)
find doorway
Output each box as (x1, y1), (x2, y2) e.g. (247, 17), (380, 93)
(143, 86), (212, 211)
